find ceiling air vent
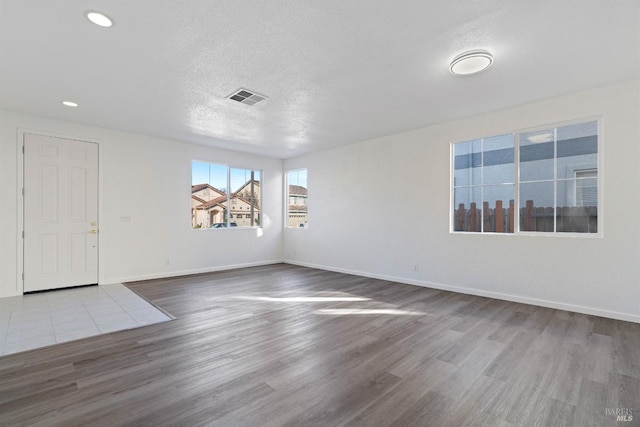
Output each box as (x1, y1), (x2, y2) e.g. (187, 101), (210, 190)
(228, 89), (267, 106)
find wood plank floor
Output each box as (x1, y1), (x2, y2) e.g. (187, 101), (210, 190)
(0, 264), (638, 426)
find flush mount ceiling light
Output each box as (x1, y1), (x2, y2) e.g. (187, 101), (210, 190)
(84, 10), (114, 27)
(449, 50), (494, 75)
(62, 101), (78, 107)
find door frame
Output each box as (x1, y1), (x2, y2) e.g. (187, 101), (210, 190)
(17, 128), (103, 294)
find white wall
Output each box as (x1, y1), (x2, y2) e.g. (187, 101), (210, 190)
(2, 80), (639, 322)
(0, 110), (283, 298)
(284, 79), (640, 323)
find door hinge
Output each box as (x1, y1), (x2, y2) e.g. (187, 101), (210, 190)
(22, 230), (24, 239)
(21, 273), (24, 280)
(22, 146), (24, 154)
(22, 188), (24, 196)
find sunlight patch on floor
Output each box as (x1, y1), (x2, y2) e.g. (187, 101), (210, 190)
(232, 295), (371, 303)
(226, 291), (427, 316)
(313, 308), (426, 316)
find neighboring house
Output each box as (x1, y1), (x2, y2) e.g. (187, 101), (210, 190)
(288, 184), (307, 227)
(191, 183), (226, 202)
(193, 195), (227, 228)
(191, 184), (226, 228)
(192, 181), (260, 228)
(235, 179), (261, 206)
(191, 195), (208, 227)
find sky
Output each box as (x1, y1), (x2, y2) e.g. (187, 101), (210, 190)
(287, 168), (307, 188)
(193, 161), (308, 191)
(192, 160), (262, 192)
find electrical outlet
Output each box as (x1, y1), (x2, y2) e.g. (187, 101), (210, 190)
(413, 264), (419, 272)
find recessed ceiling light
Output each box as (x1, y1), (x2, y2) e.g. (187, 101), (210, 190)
(449, 50), (494, 75)
(62, 101), (78, 107)
(84, 10), (114, 28)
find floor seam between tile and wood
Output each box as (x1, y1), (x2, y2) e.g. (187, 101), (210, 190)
(0, 283), (172, 356)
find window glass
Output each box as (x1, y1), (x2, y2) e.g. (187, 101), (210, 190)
(453, 139), (481, 187)
(191, 161), (261, 229)
(453, 134), (515, 233)
(519, 128), (555, 182)
(482, 134), (514, 185)
(482, 184), (515, 233)
(556, 178), (597, 233)
(519, 181), (554, 232)
(230, 168), (261, 228)
(574, 170), (597, 207)
(191, 161), (227, 229)
(452, 119), (598, 235)
(286, 169), (308, 228)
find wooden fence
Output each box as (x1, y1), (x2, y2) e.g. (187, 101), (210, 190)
(454, 200), (597, 233)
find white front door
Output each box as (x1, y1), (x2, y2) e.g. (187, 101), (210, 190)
(23, 133), (99, 292)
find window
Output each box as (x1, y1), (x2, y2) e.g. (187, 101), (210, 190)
(453, 134), (515, 233)
(191, 161), (262, 229)
(452, 119), (599, 235)
(575, 169), (597, 207)
(286, 168), (308, 228)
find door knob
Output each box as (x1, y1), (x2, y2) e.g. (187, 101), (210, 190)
(90, 230), (98, 234)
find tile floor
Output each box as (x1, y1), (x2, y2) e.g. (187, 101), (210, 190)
(0, 284), (172, 356)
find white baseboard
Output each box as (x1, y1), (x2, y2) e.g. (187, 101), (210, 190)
(101, 259), (284, 285)
(284, 259), (640, 324)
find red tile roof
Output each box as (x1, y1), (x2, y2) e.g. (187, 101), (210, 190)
(194, 194), (227, 209)
(288, 185), (307, 196)
(193, 193), (259, 210)
(191, 183), (225, 195)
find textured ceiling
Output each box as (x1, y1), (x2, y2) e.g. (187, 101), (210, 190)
(1, 1), (638, 158)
